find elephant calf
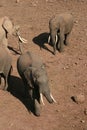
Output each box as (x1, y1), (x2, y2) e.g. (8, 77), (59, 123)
(17, 51), (56, 116)
(48, 13), (74, 54)
(0, 46), (12, 90)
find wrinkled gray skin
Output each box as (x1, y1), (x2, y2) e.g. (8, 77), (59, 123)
(0, 46), (12, 90)
(17, 51), (54, 116)
(49, 13), (74, 54)
(0, 16), (20, 48)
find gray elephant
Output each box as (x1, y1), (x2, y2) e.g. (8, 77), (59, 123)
(0, 16), (27, 53)
(48, 13), (74, 55)
(17, 51), (56, 116)
(0, 46), (12, 90)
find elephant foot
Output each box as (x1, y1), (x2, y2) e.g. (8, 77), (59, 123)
(59, 47), (64, 53)
(53, 50), (56, 55)
(4, 82), (8, 91)
(64, 41), (69, 46)
(53, 52), (56, 55)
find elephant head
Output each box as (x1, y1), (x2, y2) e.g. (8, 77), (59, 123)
(2, 16), (20, 36)
(31, 65), (56, 105)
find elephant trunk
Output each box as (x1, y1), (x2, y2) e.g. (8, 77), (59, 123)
(44, 92), (54, 103)
(34, 99), (41, 116)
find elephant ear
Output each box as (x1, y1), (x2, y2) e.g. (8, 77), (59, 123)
(2, 16), (13, 35)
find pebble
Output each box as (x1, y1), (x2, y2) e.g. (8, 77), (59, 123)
(72, 94), (85, 104)
(75, 20), (78, 24)
(16, 0), (20, 3)
(84, 108), (87, 115)
(80, 120), (85, 123)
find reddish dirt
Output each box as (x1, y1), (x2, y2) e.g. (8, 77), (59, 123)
(0, 0), (87, 130)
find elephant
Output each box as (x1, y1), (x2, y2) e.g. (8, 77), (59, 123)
(0, 46), (12, 90)
(0, 16), (27, 53)
(17, 51), (56, 116)
(48, 13), (74, 55)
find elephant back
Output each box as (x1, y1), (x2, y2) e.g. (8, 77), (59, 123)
(17, 51), (45, 77)
(28, 52), (43, 69)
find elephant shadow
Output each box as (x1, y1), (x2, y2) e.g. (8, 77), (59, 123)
(8, 75), (35, 115)
(33, 32), (54, 54)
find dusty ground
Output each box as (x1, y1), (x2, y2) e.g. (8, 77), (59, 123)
(0, 0), (87, 130)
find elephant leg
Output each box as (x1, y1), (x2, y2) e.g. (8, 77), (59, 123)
(59, 32), (64, 52)
(4, 77), (8, 90)
(56, 34), (60, 51)
(51, 31), (57, 55)
(57, 38), (61, 51)
(58, 41), (60, 50)
(28, 88), (33, 99)
(53, 44), (56, 55)
(64, 33), (70, 46)
(0, 77), (5, 90)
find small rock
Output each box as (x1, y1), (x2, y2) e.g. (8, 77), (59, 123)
(55, 109), (59, 112)
(80, 120), (85, 123)
(31, 1), (38, 7)
(72, 124), (76, 128)
(16, 0), (20, 3)
(84, 63), (87, 67)
(73, 85), (77, 88)
(75, 62), (78, 65)
(63, 65), (69, 70)
(75, 20), (78, 24)
(72, 94), (85, 104)
(84, 108), (87, 115)
(66, 65), (69, 69)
